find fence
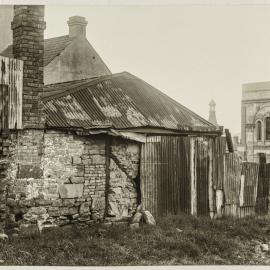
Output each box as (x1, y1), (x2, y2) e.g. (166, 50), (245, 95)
(140, 134), (269, 219)
(0, 56), (23, 130)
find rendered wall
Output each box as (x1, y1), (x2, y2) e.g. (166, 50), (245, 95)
(44, 37), (111, 85)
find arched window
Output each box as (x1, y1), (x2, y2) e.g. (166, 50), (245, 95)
(257, 121), (262, 141)
(265, 117), (270, 140)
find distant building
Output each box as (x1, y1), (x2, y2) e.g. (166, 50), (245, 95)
(240, 81), (270, 162)
(1, 15), (111, 85)
(208, 99), (219, 126)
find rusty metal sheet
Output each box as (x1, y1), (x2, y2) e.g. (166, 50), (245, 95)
(241, 162), (259, 207)
(43, 72), (219, 133)
(0, 56), (23, 130)
(223, 153), (242, 217)
(140, 135), (191, 217)
(195, 137), (210, 216)
(256, 163), (270, 215)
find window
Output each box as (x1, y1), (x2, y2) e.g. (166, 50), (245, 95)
(257, 121), (262, 141)
(266, 117), (270, 140)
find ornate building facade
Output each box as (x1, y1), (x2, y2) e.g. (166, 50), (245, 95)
(241, 81), (270, 162)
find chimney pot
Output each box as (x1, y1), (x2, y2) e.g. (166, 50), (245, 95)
(67, 16), (88, 38)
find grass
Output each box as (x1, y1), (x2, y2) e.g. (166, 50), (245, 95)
(1, 214), (270, 265)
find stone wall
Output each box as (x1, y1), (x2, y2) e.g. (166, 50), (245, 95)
(108, 138), (140, 220)
(0, 129), (140, 232)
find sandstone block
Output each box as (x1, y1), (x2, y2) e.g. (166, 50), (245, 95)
(58, 184), (83, 199)
(142, 210), (156, 226)
(131, 212), (142, 224)
(129, 223), (139, 230)
(79, 202), (90, 214)
(0, 233), (8, 241)
(70, 177), (84, 184)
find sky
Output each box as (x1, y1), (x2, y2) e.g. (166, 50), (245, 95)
(2, 3), (270, 134)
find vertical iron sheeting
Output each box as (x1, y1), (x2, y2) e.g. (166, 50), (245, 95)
(0, 56), (23, 129)
(223, 153), (242, 217)
(140, 135), (191, 217)
(256, 163), (270, 215)
(195, 137), (210, 216)
(239, 162), (259, 217)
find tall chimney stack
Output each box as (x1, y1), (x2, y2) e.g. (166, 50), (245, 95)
(11, 5), (46, 128)
(67, 16), (87, 38)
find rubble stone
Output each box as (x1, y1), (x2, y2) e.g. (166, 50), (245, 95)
(142, 210), (156, 226)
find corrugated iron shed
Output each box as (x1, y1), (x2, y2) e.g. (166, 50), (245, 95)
(42, 72), (220, 133)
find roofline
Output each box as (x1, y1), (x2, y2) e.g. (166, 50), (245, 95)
(42, 72), (126, 101)
(125, 72), (217, 129)
(44, 123), (222, 135)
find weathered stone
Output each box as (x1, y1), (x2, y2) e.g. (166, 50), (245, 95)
(261, 244), (269, 252)
(0, 233), (8, 241)
(58, 184), (83, 199)
(72, 213), (79, 219)
(142, 210), (156, 226)
(91, 155), (105, 165)
(6, 198), (16, 207)
(20, 224), (40, 237)
(79, 202), (90, 214)
(17, 164), (43, 179)
(72, 157), (82, 165)
(23, 207), (49, 222)
(37, 220), (57, 232)
(70, 177), (84, 184)
(131, 212), (142, 224)
(129, 223), (139, 230)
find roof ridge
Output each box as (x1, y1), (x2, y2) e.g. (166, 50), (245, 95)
(42, 72), (126, 101)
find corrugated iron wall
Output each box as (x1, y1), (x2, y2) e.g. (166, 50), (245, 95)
(195, 137), (209, 216)
(141, 135), (266, 219)
(223, 153), (242, 217)
(140, 135), (191, 217)
(0, 56), (23, 129)
(256, 163), (270, 215)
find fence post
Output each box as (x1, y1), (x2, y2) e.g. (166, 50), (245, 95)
(190, 137), (197, 216)
(208, 139), (214, 218)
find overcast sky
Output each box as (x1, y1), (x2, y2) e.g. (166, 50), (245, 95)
(2, 3), (270, 134)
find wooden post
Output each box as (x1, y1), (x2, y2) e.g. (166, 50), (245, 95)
(190, 137), (197, 216)
(225, 129), (234, 153)
(208, 139), (214, 219)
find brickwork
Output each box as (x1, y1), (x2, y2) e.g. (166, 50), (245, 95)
(11, 5), (46, 128)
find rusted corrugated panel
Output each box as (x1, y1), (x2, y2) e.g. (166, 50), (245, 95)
(223, 153), (241, 217)
(0, 56), (23, 130)
(256, 163), (270, 215)
(195, 137), (209, 216)
(43, 72), (219, 133)
(241, 162), (259, 207)
(140, 135), (191, 217)
(212, 136), (226, 190)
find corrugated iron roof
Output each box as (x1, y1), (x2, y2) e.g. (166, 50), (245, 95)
(42, 72), (219, 133)
(1, 35), (74, 66)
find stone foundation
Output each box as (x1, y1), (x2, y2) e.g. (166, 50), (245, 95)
(0, 129), (140, 233)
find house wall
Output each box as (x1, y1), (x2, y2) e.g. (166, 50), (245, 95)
(0, 129), (140, 231)
(241, 84), (270, 162)
(44, 37), (111, 85)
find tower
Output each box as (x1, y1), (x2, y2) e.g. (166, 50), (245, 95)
(208, 99), (218, 126)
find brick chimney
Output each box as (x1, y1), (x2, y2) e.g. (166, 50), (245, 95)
(67, 16), (88, 38)
(11, 5), (46, 128)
